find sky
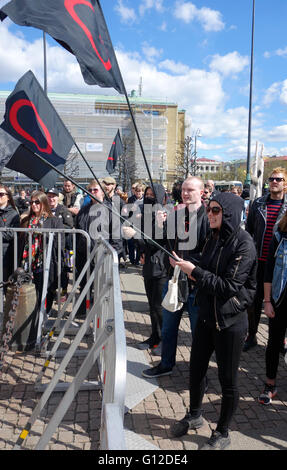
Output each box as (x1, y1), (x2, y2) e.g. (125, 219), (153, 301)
(0, 0), (287, 163)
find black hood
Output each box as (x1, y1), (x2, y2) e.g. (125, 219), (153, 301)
(210, 192), (244, 241)
(144, 184), (166, 206)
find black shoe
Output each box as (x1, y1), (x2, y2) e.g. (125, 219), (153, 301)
(142, 363), (172, 378)
(243, 335), (257, 352)
(201, 430), (231, 450)
(170, 413), (204, 438)
(136, 338), (153, 350)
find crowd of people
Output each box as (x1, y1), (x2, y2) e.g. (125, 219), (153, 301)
(0, 167), (286, 449)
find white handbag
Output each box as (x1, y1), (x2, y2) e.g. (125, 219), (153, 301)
(161, 265), (184, 312)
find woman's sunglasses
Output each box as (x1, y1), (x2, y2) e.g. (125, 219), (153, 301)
(207, 206), (222, 215)
(30, 200), (41, 205)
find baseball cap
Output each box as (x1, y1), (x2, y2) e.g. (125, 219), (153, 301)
(46, 187), (59, 196)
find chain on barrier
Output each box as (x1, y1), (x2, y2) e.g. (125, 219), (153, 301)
(0, 268), (33, 376)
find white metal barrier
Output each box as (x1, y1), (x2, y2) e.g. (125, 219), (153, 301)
(0, 228), (127, 450)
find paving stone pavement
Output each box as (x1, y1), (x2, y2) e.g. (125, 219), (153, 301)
(0, 263), (286, 451)
(120, 264), (287, 451)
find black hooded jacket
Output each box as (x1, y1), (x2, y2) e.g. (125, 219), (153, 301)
(136, 184), (168, 279)
(191, 192), (257, 330)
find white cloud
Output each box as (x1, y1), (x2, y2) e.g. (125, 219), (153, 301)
(209, 51), (249, 77)
(141, 42), (163, 61)
(139, 0), (165, 16)
(159, 59), (190, 74)
(174, 1), (225, 32)
(114, 0), (137, 24)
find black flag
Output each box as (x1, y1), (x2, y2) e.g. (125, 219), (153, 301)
(0, 0), (125, 94)
(0, 70), (74, 186)
(0, 127), (21, 170)
(106, 130), (123, 174)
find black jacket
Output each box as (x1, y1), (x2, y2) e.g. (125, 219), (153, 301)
(75, 200), (123, 259)
(136, 184), (168, 279)
(246, 193), (287, 258)
(192, 192), (257, 330)
(0, 204), (20, 249)
(51, 203), (73, 229)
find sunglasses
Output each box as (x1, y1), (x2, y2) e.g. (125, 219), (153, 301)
(30, 200), (41, 205)
(268, 177), (285, 182)
(207, 206), (222, 215)
(0, 192), (7, 197)
(89, 188), (100, 192)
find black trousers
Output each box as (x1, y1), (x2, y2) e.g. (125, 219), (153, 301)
(189, 315), (247, 435)
(143, 276), (167, 345)
(247, 259), (265, 337)
(266, 295), (287, 380)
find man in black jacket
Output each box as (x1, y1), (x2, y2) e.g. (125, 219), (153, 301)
(75, 180), (123, 317)
(244, 167), (287, 351)
(142, 176), (210, 378)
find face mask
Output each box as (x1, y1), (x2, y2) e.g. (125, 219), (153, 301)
(144, 197), (155, 205)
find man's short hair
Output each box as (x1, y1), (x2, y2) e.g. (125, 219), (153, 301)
(184, 175), (204, 190)
(270, 166), (287, 180)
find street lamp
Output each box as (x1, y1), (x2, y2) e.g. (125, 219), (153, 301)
(245, 0), (255, 186)
(192, 129), (201, 175)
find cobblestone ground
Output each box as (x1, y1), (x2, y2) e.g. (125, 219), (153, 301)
(0, 264), (286, 450)
(121, 265), (287, 451)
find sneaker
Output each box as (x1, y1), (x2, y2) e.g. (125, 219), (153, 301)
(151, 343), (162, 356)
(258, 383), (277, 405)
(243, 335), (257, 352)
(170, 413), (204, 438)
(201, 430), (231, 450)
(142, 363), (172, 378)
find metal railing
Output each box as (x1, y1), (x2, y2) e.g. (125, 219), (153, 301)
(0, 228), (127, 450)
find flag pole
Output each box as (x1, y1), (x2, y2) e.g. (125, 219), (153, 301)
(41, 30), (109, 200)
(26, 147), (178, 261)
(97, 1), (158, 201)
(43, 32), (47, 95)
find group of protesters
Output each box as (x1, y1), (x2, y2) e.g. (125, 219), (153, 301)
(0, 166), (286, 450)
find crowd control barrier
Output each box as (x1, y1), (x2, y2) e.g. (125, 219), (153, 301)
(0, 228), (127, 450)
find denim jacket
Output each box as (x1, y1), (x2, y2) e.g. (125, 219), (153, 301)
(271, 232), (287, 305)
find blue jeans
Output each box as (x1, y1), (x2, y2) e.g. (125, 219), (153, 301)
(161, 281), (198, 370)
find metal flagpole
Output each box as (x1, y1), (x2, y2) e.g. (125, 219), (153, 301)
(97, 0), (158, 201)
(245, 0), (255, 186)
(43, 32), (47, 95)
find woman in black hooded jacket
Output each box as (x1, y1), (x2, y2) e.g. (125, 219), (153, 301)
(170, 192), (257, 450)
(124, 184), (168, 353)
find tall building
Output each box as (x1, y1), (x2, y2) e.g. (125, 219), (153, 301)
(0, 90), (185, 187)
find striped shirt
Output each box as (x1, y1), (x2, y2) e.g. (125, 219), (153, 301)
(259, 199), (283, 262)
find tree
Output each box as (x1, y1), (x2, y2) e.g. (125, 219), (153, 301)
(175, 136), (196, 179)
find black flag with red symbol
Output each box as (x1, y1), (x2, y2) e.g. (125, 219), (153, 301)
(0, 70), (74, 186)
(0, 0), (125, 94)
(106, 130), (123, 174)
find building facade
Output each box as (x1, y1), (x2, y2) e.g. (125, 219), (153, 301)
(0, 90), (185, 188)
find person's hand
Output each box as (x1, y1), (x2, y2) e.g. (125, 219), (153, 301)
(170, 251), (196, 276)
(140, 254), (145, 265)
(156, 210), (167, 227)
(122, 226), (136, 239)
(264, 301), (275, 319)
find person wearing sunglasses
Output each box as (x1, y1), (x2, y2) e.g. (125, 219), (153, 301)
(19, 191), (64, 318)
(75, 180), (123, 317)
(258, 210), (287, 405)
(0, 184), (20, 287)
(244, 167), (287, 352)
(169, 192), (257, 449)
